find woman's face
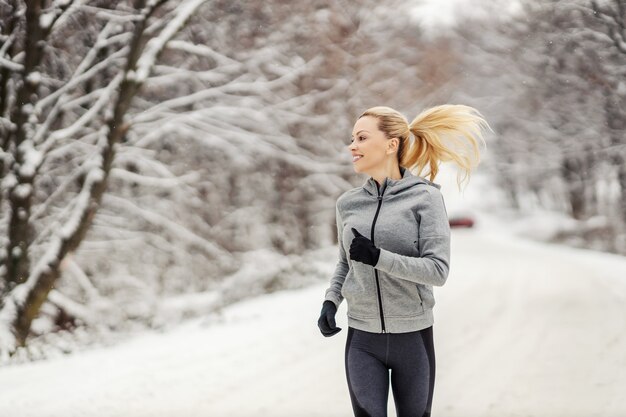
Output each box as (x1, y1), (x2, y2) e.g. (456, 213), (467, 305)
(349, 116), (392, 174)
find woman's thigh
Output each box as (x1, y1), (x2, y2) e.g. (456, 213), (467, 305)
(388, 326), (435, 417)
(345, 327), (390, 417)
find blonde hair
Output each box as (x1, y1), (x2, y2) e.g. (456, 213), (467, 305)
(359, 104), (492, 190)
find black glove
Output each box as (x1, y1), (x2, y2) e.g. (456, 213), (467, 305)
(350, 228), (380, 267)
(318, 300), (342, 337)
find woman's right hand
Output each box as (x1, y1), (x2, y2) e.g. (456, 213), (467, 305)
(318, 300), (342, 337)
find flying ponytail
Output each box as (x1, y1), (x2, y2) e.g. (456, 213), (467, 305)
(359, 104), (492, 190)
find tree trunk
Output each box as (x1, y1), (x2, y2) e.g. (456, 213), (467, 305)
(3, 0), (47, 294)
(561, 156), (586, 220)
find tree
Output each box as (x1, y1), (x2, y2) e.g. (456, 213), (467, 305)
(451, 0), (625, 248)
(590, 0), (626, 223)
(0, 0), (209, 356)
(1, 0), (468, 360)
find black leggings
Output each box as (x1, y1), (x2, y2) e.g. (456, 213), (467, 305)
(345, 326), (435, 417)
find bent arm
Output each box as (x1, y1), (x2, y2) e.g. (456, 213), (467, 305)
(374, 189), (451, 286)
(324, 202), (349, 308)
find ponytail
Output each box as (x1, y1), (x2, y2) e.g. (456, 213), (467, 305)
(359, 104), (491, 190)
(407, 104), (490, 189)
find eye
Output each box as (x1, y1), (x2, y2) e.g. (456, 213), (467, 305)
(349, 135), (366, 143)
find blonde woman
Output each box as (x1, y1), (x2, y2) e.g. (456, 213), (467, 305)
(318, 105), (490, 417)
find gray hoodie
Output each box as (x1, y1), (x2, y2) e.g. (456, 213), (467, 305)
(324, 165), (451, 333)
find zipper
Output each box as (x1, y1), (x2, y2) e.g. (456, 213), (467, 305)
(372, 181), (387, 333)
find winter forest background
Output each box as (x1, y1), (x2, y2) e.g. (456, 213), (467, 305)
(1, 0), (625, 368)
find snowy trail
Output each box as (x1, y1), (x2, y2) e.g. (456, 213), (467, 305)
(1, 228), (625, 417)
(436, 228), (626, 416)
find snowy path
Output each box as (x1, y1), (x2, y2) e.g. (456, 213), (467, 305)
(1, 228), (625, 417)
(435, 228), (626, 417)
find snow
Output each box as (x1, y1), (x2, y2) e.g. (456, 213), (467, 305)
(0, 295), (18, 360)
(39, 14), (54, 31)
(16, 207), (27, 220)
(26, 71), (42, 85)
(12, 141), (44, 180)
(125, 69), (138, 82)
(1, 172), (18, 190)
(21, 103), (34, 116)
(1, 167), (625, 416)
(13, 184), (33, 200)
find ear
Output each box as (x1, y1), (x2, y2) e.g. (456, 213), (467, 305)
(387, 137), (399, 154)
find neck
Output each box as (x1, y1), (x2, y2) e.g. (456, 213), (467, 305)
(371, 165), (402, 186)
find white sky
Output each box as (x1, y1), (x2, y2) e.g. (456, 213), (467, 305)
(410, 0), (523, 37)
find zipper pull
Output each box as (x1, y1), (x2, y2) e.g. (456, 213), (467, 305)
(378, 195), (382, 201)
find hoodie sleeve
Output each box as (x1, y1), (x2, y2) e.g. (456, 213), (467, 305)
(324, 200), (349, 308)
(374, 187), (451, 286)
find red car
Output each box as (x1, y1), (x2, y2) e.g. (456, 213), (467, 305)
(448, 216), (475, 228)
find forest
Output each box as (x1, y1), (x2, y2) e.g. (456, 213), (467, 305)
(1, 0), (624, 362)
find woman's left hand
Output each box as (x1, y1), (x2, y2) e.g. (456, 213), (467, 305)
(350, 228), (381, 267)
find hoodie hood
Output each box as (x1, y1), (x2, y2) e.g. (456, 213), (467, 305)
(362, 165), (441, 197)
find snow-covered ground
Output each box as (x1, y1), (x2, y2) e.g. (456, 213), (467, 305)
(1, 166), (625, 417)
(1, 168), (626, 417)
(1, 222), (625, 417)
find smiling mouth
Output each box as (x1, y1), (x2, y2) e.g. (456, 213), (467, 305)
(352, 155), (363, 162)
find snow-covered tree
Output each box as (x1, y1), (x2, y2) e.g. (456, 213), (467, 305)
(0, 0), (210, 356)
(447, 0), (625, 252)
(1, 0), (468, 361)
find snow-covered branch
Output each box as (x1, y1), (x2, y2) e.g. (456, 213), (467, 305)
(39, 0), (78, 35)
(132, 0), (209, 83)
(0, 55), (24, 72)
(114, 149), (177, 178)
(35, 21), (129, 112)
(131, 55), (322, 125)
(164, 40), (241, 66)
(109, 167), (201, 188)
(102, 193), (230, 263)
(40, 73), (124, 151)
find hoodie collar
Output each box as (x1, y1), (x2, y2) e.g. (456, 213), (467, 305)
(362, 165), (441, 197)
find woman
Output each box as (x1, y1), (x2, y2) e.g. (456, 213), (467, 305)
(317, 104), (490, 417)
